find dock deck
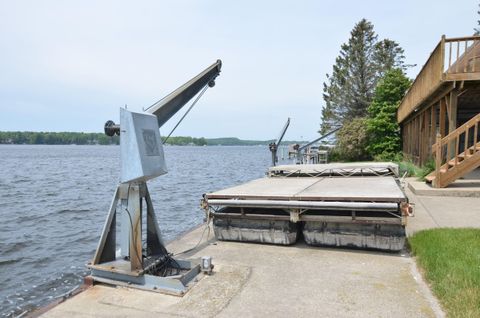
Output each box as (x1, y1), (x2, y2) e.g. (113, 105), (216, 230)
(40, 224), (441, 318)
(206, 176), (406, 203)
(204, 166), (409, 250)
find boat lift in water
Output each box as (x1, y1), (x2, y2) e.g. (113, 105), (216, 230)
(87, 60), (222, 295)
(268, 117), (290, 166)
(289, 126), (341, 164)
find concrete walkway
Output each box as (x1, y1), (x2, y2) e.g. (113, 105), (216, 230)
(42, 225), (444, 318)
(407, 169), (480, 197)
(405, 183), (480, 236)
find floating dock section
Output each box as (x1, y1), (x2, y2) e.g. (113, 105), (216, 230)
(203, 163), (411, 251)
(268, 162), (399, 177)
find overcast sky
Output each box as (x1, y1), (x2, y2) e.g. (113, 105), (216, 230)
(0, 1), (477, 140)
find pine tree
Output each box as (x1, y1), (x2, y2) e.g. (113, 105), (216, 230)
(374, 39), (405, 78)
(475, 2), (480, 35)
(320, 19), (405, 134)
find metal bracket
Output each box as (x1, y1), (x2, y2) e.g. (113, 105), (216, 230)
(289, 209), (305, 223)
(88, 181), (201, 295)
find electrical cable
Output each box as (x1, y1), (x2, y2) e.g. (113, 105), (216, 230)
(162, 85), (209, 144)
(140, 195), (180, 276)
(173, 213), (212, 257)
(124, 207), (144, 270)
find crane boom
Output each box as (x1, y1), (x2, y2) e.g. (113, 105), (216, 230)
(275, 117), (290, 147)
(269, 117), (291, 166)
(298, 126), (341, 152)
(146, 59), (222, 127)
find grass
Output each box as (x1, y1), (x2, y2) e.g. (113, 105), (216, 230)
(409, 228), (480, 317)
(397, 159), (435, 181)
(398, 160), (421, 177)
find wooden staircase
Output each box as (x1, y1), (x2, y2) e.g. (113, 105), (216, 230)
(426, 113), (480, 188)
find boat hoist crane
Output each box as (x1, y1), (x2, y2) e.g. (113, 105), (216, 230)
(88, 60), (222, 295)
(292, 126), (341, 164)
(268, 118), (290, 166)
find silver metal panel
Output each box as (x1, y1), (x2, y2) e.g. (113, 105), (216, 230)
(120, 108), (167, 183)
(303, 222), (406, 251)
(120, 199), (130, 257)
(207, 199), (399, 211)
(213, 218), (297, 245)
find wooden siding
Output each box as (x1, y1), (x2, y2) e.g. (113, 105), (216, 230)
(397, 35), (480, 123)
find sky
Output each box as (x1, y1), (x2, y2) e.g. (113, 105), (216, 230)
(0, 0), (478, 141)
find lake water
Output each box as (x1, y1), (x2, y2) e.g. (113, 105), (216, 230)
(0, 145), (287, 317)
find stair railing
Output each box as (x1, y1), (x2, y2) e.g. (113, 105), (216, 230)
(432, 113), (480, 186)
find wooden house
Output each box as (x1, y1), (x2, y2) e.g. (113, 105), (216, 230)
(398, 35), (480, 188)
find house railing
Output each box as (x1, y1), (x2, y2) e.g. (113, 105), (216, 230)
(431, 113), (480, 187)
(397, 35), (480, 123)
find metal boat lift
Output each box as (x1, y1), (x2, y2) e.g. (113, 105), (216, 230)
(288, 127), (341, 164)
(88, 60), (221, 295)
(203, 162), (413, 251)
(268, 118), (290, 166)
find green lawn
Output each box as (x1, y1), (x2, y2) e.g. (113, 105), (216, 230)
(409, 228), (480, 317)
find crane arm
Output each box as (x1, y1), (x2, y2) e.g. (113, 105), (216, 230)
(146, 59), (222, 128)
(275, 117), (290, 147)
(298, 126), (341, 152)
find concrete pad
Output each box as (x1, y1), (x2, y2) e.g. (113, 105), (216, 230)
(408, 178), (480, 197)
(405, 188), (439, 236)
(406, 186), (480, 236)
(42, 226), (444, 318)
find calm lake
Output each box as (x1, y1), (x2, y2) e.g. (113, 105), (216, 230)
(0, 144), (287, 317)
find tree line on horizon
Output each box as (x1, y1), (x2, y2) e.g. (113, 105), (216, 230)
(0, 132), (304, 146)
(0, 131), (120, 145)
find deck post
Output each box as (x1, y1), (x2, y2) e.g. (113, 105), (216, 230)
(423, 110), (429, 164)
(448, 90), (458, 159)
(434, 133), (442, 188)
(439, 98), (447, 137)
(440, 35), (446, 77)
(430, 105), (436, 154)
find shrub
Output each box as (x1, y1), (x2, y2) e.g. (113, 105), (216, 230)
(335, 117), (370, 161)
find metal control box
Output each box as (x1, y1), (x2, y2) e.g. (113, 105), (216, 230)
(120, 108), (167, 183)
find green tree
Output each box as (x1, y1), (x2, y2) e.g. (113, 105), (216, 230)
(320, 19), (405, 133)
(366, 68), (411, 160)
(335, 117), (370, 161)
(97, 134), (110, 145)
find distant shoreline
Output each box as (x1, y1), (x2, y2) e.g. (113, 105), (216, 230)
(0, 131), (304, 146)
